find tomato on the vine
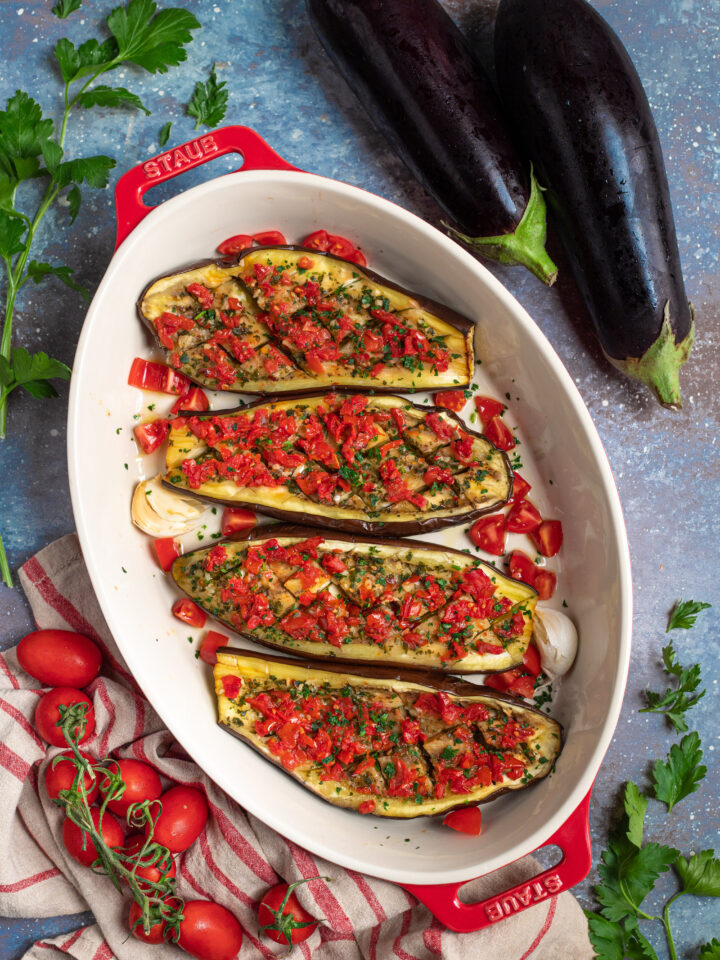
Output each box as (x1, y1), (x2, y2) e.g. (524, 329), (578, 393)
(63, 807), (124, 866)
(18, 629), (101, 688)
(129, 899), (167, 944)
(123, 833), (176, 889)
(35, 687), (95, 747)
(145, 785), (208, 853)
(99, 758), (163, 816)
(443, 807), (482, 835)
(259, 878), (323, 947)
(44, 749), (98, 802)
(468, 514), (506, 555)
(177, 900), (244, 960)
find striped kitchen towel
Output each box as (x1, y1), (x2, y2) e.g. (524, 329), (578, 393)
(0, 534), (594, 959)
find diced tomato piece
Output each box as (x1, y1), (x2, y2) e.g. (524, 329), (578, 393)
(134, 419), (169, 454)
(153, 537), (180, 572)
(221, 675), (242, 699)
(443, 807), (482, 836)
(301, 229), (330, 251)
(170, 387), (209, 415)
(187, 282), (214, 309)
(529, 520), (563, 557)
(221, 508), (257, 538)
(468, 514), (506, 556)
(508, 471), (531, 504)
(297, 256), (314, 270)
(305, 353), (326, 375)
(128, 358), (190, 395)
(199, 630), (229, 665)
(507, 550), (537, 586)
(217, 234), (253, 256)
(172, 599), (206, 628)
(534, 569), (557, 600)
(321, 553), (347, 574)
(362, 330), (384, 353)
(347, 248), (367, 266)
(433, 390), (466, 412)
(326, 234), (356, 258)
(483, 674), (510, 692)
(485, 416), (515, 451)
(358, 800), (376, 815)
(505, 499), (542, 533)
(474, 396), (506, 428)
(522, 645), (541, 677)
(252, 230), (287, 245)
(507, 675), (536, 699)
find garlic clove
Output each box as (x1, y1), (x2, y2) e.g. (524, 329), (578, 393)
(533, 606), (578, 679)
(132, 476), (209, 537)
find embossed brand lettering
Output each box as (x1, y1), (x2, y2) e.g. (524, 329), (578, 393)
(484, 874), (564, 922)
(143, 135), (219, 180)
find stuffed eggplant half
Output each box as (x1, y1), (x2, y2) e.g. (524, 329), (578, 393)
(214, 650), (562, 818)
(163, 392), (512, 535)
(138, 246), (474, 394)
(172, 527), (537, 673)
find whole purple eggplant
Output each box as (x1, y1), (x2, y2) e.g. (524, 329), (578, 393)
(494, 0), (694, 408)
(306, 0), (558, 284)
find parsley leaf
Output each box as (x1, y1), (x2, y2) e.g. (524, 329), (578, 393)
(700, 939), (720, 959)
(0, 91), (55, 189)
(187, 63), (229, 129)
(0, 347), (71, 401)
(52, 0), (83, 17)
(75, 85), (150, 115)
(66, 184), (82, 223)
(107, 0), (200, 73)
(158, 120), (172, 146)
(675, 850), (720, 897)
(55, 155), (116, 189)
(24, 261), (89, 300)
(652, 731), (706, 812)
(624, 782), (647, 849)
(667, 599), (711, 631)
(0, 212), (27, 260)
(584, 913), (659, 960)
(639, 641), (705, 732)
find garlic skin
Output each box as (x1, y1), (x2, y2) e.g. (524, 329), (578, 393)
(533, 606), (578, 679)
(132, 476), (209, 537)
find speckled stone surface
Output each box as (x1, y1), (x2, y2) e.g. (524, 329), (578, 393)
(0, 0), (718, 956)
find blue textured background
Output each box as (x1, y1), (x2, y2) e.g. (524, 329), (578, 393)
(0, 0), (718, 956)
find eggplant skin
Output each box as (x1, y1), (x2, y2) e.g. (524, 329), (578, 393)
(162, 391), (513, 537)
(494, 0), (694, 408)
(171, 525), (537, 674)
(137, 245), (474, 396)
(213, 648), (563, 819)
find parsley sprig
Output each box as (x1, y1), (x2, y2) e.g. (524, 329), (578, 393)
(187, 63), (228, 130)
(639, 641), (705, 732)
(666, 599), (711, 632)
(0, 0), (200, 587)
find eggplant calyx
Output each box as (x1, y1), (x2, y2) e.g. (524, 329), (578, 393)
(444, 170), (558, 286)
(608, 302), (695, 410)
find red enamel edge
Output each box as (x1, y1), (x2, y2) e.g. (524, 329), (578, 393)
(113, 125), (301, 249)
(401, 788), (593, 933)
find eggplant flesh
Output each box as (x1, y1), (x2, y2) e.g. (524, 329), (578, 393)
(138, 246), (473, 394)
(163, 392), (512, 536)
(494, 0), (694, 408)
(307, 0), (557, 285)
(172, 526), (537, 673)
(214, 649), (562, 818)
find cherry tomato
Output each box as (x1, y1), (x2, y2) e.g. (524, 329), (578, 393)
(99, 758), (163, 816)
(347, 248), (367, 266)
(178, 900), (243, 960)
(301, 229), (330, 251)
(45, 749), (98, 803)
(153, 537), (181, 572)
(253, 230), (287, 245)
(483, 674), (509, 692)
(18, 630), (101, 688)
(134, 419), (169, 455)
(35, 688), (95, 747)
(123, 833), (176, 889)
(505, 499), (542, 534)
(128, 358), (190, 395)
(522, 645), (541, 677)
(172, 599), (206, 629)
(474, 396), (506, 428)
(146, 785), (208, 853)
(200, 630), (229, 665)
(259, 880), (319, 947)
(507, 550), (537, 586)
(507, 675), (536, 699)
(217, 234), (253, 257)
(528, 520), (563, 557)
(129, 899), (166, 944)
(484, 416), (515, 451)
(433, 390), (466, 412)
(63, 806), (124, 866)
(508, 471), (531, 504)
(326, 234), (355, 258)
(220, 507), (257, 538)
(171, 387), (209, 415)
(534, 569), (557, 600)
(443, 807), (482, 836)
(468, 514), (506, 556)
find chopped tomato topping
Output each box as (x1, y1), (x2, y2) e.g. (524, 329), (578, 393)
(534, 569), (557, 600)
(200, 630), (229, 665)
(507, 551), (538, 586)
(484, 416), (515, 451)
(474, 396), (506, 428)
(221, 675), (242, 699)
(170, 386), (209, 415)
(433, 390), (466, 412)
(134, 419), (169, 455)
(219, 508), (257, 538)
(508, 471), (531, 504)
(172, 599), (206, 628)
(505, 500), (542, 533)
(426, 412), (455, 441)
(128, 358), (190, 395)
(154, 311), (194, 349)
(529, 520), (563, 557)
(358, 799), (376, 814)
(187, 282), (214, 309)
(468, 515), (506, 556)
(152, 537), (180, 572)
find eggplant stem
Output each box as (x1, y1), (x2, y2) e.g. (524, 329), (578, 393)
(444, 170), (558, 286)
(606, 302), (695, 410)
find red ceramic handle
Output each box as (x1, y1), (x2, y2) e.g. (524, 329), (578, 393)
(113, 125), (300, 249)
(401, 789), (593, 933)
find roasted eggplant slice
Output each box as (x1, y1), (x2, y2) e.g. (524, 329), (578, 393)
(163, 392), (512, 535)
(213, 649), (562, 818)
(138, 246), (474, 394)
(172, 526), (537, 673)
